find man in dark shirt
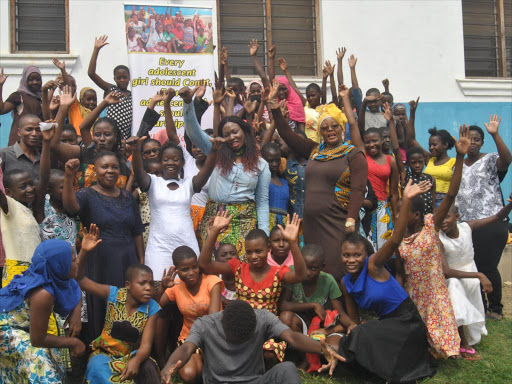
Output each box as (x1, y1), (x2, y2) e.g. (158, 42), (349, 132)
(161, 300), (344, 384)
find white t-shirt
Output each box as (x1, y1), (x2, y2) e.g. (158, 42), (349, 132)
(181, 142), (209, 207)
(144, 174), (199, 278)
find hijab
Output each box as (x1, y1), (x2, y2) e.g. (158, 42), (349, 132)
(17, 66), (42, 99)
(277, 76), (305, 123)
(78, 87), (94, 117)
(0, 240), (80, 317)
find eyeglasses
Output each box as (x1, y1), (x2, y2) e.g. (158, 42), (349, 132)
(142, 148), (160, 155)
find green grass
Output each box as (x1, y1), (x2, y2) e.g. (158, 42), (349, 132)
(299, 319), (512, 384)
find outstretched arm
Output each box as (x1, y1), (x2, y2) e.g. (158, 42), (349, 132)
(33, 126), (53, 223)
(268, 45), (276, 83)
(324, 60), (337, 104)
(0, 68), (14, 115)
(434, 125), (470, 229)
(249, 39), (270, 88)
(340, 85), (364, 152)
(280, 214), (307, 284)
(126, 136), (151, 191)
(192, 138), (222, 192)
(197, 211), (234, 276)
(277, 57), (307, 106)
(161, 342), (196, 384)
(87, 36), (112, 92)
(163, 88), (179, 144)
(384, 104), (406, 183)
(50, 86), (81, 163)
(76, 224), (110, 299)
(62, 159), (81, 215)
(406, 97), (429, 158)
(336, 47), (346, 89)
(484, 114), (512, 172)
(80, 91), (122, 147)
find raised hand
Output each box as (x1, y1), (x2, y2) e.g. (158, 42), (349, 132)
(277, 213), (301, 243)
(178, 86), (196, 104)
(213, 88), (225, 105)
(195, 84), (207, 99)
(59, 85), (76, 108)
(49, 95), (60, 112)
(151, 89), (166, 104)
(402, 179), (432, 200)
(161, 266), (177, 290)
(210, 136), (228, 151)
(337, 47), (347, 61)
(324, 60), (335, 76)
(455, 124), (471, 155)
(268, 45), (276, 58)
(164, 88), (176, 103)
(94, 35), (109, 50)
(277, 57), (288, 72)
(248, 39), (258, 56)
(81, 223), (103, 253)
(210, 210), (233, 233)
(382, 78), (389, 89)
(41, 122), (56, 142)
(261, 86), (270, 104)
(348, 54), (357, 69)
(220, 47), (228, 64)
(52, 58), (65, 71)
(0, 68), (8, 86)
(42, 80), (58, 92)
(364, 94), (382, 103)
(269, 79), (280, 101)
(244, 99), (258, 115)
(338, 84), (349, 99)
(382, 103), (393, 121)
(104, 91), (123, 105)
(126, 135), (147, 151)
(225, 87), (236, 100)
(279, 100), (289, 118)
(484, 114), (502, 136)
(409, 97), (420, 114)
(64, 158), (80, 176)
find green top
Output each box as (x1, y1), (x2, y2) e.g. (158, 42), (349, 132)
(290, 272), (341, 307)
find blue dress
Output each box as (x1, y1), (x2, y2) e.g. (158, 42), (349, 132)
(269, 178), (290, 231)
(76, 188), (144, 342)
(339, 258), (435, 383)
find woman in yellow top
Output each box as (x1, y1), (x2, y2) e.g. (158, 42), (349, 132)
(406, 98), (455, 206)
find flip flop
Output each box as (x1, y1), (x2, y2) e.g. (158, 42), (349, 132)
(460, 347), (481, 361)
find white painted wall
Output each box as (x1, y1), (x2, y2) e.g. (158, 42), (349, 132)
(0, 0), (510, 101)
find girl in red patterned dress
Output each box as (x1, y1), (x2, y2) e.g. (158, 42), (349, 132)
(199, 211), (307, 364)
(397, 125), (470, 359)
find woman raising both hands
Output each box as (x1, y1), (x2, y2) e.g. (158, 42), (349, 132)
(270, 81), (367, 280)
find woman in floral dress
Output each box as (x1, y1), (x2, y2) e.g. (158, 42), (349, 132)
(398, 125), (470, 359)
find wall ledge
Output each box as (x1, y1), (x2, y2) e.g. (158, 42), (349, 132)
(0, 53), (79, 76)
(456, 78), (512, 97)
(240, 76), (322, 93)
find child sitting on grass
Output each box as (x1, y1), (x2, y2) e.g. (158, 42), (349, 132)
(199, 211), (307, 364)
(76, 224), (160, 383)
(155, 246), (223, 383)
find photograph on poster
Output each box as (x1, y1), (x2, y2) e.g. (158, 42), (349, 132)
(124, 5), (214, 54)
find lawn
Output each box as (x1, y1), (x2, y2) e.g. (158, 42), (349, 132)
(299, 319), (512, 384)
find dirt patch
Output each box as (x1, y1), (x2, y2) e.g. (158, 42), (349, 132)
(502, 284), (512, 318)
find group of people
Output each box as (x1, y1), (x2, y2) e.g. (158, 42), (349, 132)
(126, 6), (213, 54)
(0, 34), (510, 384)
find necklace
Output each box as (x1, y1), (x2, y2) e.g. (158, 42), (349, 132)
(235, 148), (245, 156)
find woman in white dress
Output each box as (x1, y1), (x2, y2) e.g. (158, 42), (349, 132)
(127, 135), (222, 281)
(439, 198), (512, 359)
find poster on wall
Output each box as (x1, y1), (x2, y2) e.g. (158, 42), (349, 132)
(123, 3), (214, 138)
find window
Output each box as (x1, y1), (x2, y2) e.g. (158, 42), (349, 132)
(218, 0), (318, 76)
(462, 0), (511, 77)
(10, 0), (68, 52)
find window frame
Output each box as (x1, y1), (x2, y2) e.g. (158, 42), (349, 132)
(216, 0), (322, 77)
(462, 0), (510, 78)
(10, 0), (70, 54)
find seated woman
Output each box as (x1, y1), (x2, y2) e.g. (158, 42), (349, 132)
(320, 180), (436, 383)
(0, 240), (84, 384)
(77, 224), (160, 384)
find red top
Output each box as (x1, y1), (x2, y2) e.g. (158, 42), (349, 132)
(227, 258), (290, 291)
(367, 154), (392, 201)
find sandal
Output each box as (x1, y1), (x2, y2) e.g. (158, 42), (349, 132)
(460, 347), (481, 361)
(486, 311), (504, 320)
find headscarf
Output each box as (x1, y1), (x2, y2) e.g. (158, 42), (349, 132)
(0, 240), (80, 317)
(316, 103), (348, 143)
(277, 76), (305, 123)
(17, 66), (42, 99)
(78, 87), (94, 118)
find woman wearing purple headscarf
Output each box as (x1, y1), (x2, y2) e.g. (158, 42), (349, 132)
(0, 66), (43, 145)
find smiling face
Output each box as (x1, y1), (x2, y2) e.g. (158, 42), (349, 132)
(407, 153), (425, 175)
(341, 241), (367, 275)
(245, 237), (269, 269)
(176, 257), (200, 288)
(27, 72), (42, 94)
(19, 116), (42, 149)
(222, 122), (246, 152)
(270, 229), (290, 261)
(81, 89), (97, 111)
(363, 131), (382, 157)
(93, 122), (116, 152)
(94, 155), (120, 189)
(319, 116), (344, 147)
(126, 270), (154, 304)
(428, 135), (448, 158)
(162, 147), (184, 180)
(5, 171), (35, 204)
(441, 207), (459, 234)
(142, 141), (161, 160)
(114, 68), (130, 91)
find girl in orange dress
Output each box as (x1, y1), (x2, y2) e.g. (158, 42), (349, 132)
(398, 125), (470, 359)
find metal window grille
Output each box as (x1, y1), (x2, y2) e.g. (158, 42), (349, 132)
(12, 0), (67, 52)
